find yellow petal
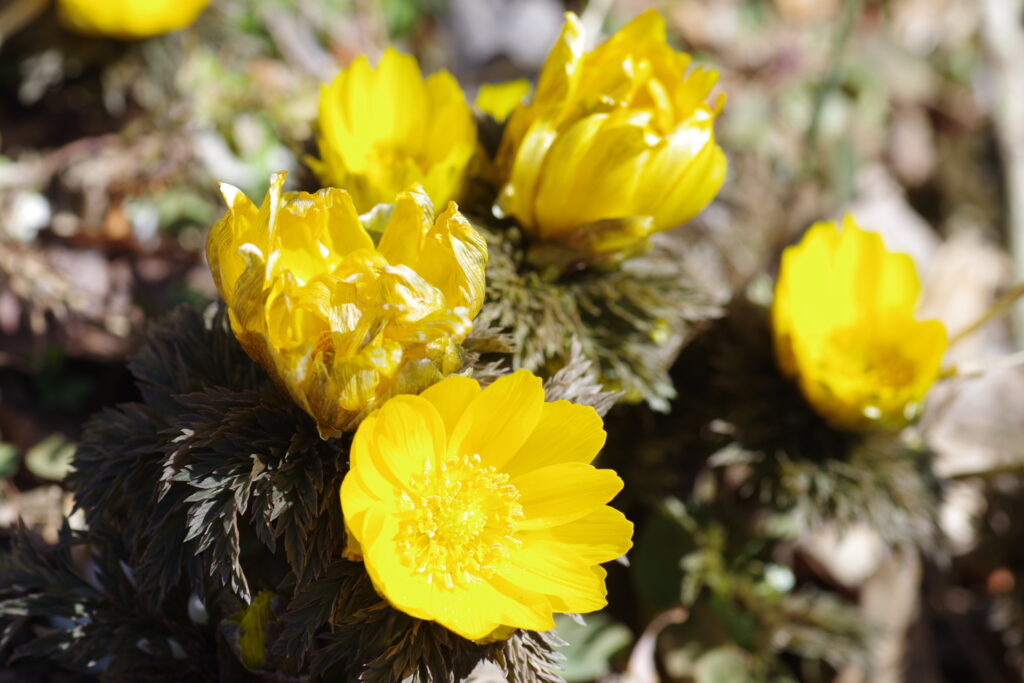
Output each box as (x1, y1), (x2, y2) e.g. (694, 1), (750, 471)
(378, 191), (487, 316)
(448, 370), (545, 469)
(58, 0), (210, 38)
(417, 202), (488, 313)
(525, 506), (634, 564)
(376, 187), (436, 268)
(315, 50), (476, 212)
(476, 79), (533, 123)
(533, 115), (654, 237)
(358, 507), (553, 641)
(497, 118), (560, 229)
(358, 508), (435, 622)
(207, 183), (259, 305)
(418, 375), (482, 440)
(502, 400), (606, 478)
(550, 215), (655, 261)
(498, 538), (608, 614)
(525, 12), (584, 116)
(375, 49), (431, 152)
(642, 113), (728, 230)
(514, 462), (624, 530)
(349, 396), (445, 499)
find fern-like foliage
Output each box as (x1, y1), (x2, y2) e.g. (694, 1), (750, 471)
(0, 523), (219, 682)
(475, 220), (726, 412)
(699, 297), (943, 546)
(1, 303), (570, 681)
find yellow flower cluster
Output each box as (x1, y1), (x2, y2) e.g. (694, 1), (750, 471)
(206, 172), (487, 438)
(198, 5), (958, 652)
(57, 0), (210, 39)
(773, 216), (948, 432)
(495, 10), (727, 263)
(200, 8), (752, 645)
(340, 371), (633, 641)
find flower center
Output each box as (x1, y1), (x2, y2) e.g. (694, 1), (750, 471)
(820, 330), (918, 391)
(397, 453), (523, 590)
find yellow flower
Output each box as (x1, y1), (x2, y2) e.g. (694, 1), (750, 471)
(772, 216), (948, 432)
(57, 0), (210, 39)
(312, 48), (478, 213)
(236, 591), (275, 670)
(206, 172), (488, 438)
(495, 10), (727, 263)
(476, 80), (533, 123)
(340, 370), (633, 642)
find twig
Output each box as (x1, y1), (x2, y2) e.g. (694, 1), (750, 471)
(946, 282), (1024, 347)
(941, 348), (1024, 381)
(617, 607), (688, 683)
(980, 0), (1024, 344)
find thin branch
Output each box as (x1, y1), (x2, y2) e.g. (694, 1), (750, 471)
(947, 282), (1024, 347)
(941, 348), (1024, 381)
(980, 0), (1024, 344)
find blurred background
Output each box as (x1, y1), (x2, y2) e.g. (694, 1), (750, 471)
(2, 0), (1024, 681)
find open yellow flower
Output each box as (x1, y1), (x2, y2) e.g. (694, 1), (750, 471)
(340, 370), (633, 642)
(57, 0), (210, 39)
(312, 48), (477, 213)
(495, 10), (727, 263)
(772, 216), (948, 432)
(206, 172), (488, 438)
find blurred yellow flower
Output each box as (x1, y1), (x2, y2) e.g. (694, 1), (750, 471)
(496, 10), (727, 263)
(772, 216), (948, 432)
(57, 0), (210, 39)
(206, 172), (487, 438)
(236, 591), (275, 670)
(340, 370), (633, 642)
(476, 79), (532, 123)
(312, 49), (477, 213)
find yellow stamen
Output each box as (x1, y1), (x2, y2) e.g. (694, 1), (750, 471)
(397, 454), (523, 590)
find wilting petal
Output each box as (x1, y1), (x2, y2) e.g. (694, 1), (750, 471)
(206, 173), (487, 437)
